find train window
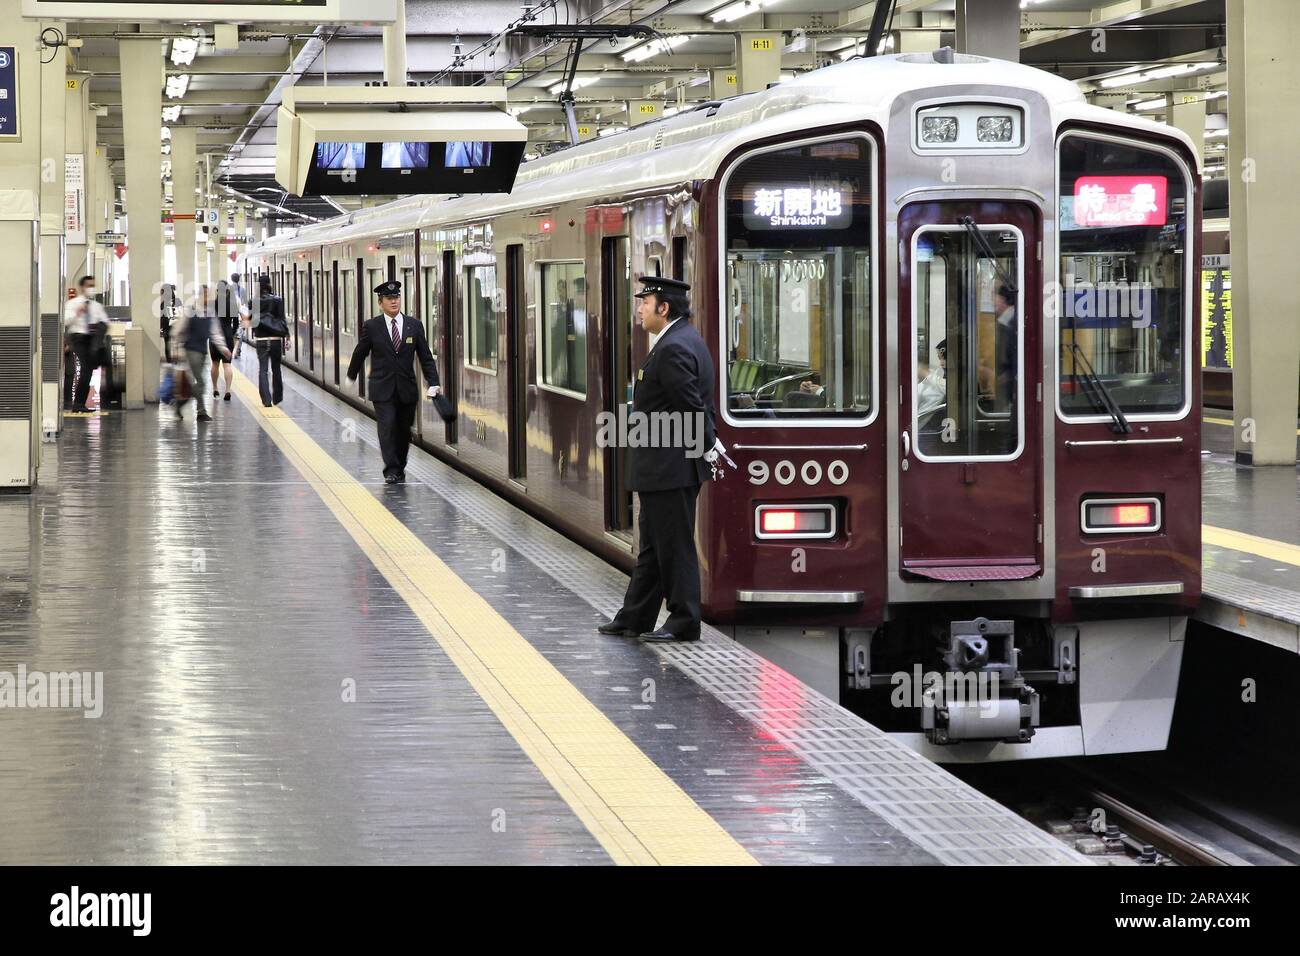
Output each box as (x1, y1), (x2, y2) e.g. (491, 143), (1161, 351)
(465, 264), (498, 372)
(341, 270), (355, 333)
(1058, 134), (1191, 418)
(912, 226), (1023, 459)
(539, 261), (587, 397)
(723, 134), (874, 420)
(422, 266), (438, 352)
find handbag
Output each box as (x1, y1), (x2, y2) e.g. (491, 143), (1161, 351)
(158, 367), (174, 405)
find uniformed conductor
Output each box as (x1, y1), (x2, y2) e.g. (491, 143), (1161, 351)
(599, 276), (716, 643)
(346, 279), (441, 484)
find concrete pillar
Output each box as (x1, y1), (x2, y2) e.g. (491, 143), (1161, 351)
(897, 30), (943, 54)
(1227, 0), (1300, 465)
(737, 32), (782, 94)
(710, 68), (737, 100)
(119, 38), (163, 400)
(955, 0), (1021, 61)
(0, 1), (46, 486)
(170, 125), (196, 296)
(197, 155), (211, 287)
(64, 78), (92, 285)
(37, 25), (67, 445)
(382, 0), (408, 87)
(1167, 90), (1206, 170)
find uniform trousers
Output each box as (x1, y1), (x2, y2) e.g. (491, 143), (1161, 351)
(375, 398), (417, 477)
(614, 484), (703, 638)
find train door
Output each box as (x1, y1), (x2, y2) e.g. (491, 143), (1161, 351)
(331, 260), (341, 385)
(440, 249), (458, 444)
(897, 201), (1042, 579)
(315, 258), (328, 377)
(505, 244), (527, 481)
(291, 263), (301, 362)
(306, 261), (317, 372)
(602, 236), (634, 537)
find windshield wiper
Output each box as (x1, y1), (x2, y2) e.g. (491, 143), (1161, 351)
(958, 216), (1017, 296)
(1069, 341), (1132, 434)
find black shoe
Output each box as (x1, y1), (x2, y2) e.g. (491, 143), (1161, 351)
(197, 413), (213, 422)
(384, 474), (399, 485)
(395, 471), (406, 483)
(224, 393), (232, 402)
(175, 407), (184, 419)
(597, 621), (638, 638)
(213, 390), (220, 398)
(262, 401), (272, 408)
(639, 629), (700, 643)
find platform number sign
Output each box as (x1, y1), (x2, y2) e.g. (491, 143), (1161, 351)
(749, 38), (774, 51)
(638, 104), (658, 115)
(0, 48), (18, 140)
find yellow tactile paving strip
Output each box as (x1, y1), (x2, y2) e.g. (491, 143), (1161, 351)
(1202, 525), (1300, 569)
(230, 371), (757, 866)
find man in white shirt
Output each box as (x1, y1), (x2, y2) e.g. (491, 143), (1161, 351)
(63, 275), (109, 412)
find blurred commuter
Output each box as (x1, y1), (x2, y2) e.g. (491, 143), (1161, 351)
(63, 275), (108, 413)
(250, 274), (290, 407)
(210, 279), (246, 402)
(170, 285), (232, 423)
(159, 283), (179, 364)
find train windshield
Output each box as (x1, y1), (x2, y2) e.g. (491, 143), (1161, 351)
(1058, 134), (1191, 418)
(723, 135), (874, 420)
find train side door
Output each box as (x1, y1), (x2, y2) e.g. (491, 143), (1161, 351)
(505, 244), (527, 481)
(601, 236), (634, 537)
(897, 201), (1042, 579)
(441, 249), (458, 445)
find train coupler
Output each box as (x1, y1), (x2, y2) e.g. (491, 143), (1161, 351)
(922, 617), (1040, 745)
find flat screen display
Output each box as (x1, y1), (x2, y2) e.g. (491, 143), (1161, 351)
(315, 142), (365, 170)
(741, 184), (852, 230)
(445, 141), (492, 169)
(382, 142), (430, 169)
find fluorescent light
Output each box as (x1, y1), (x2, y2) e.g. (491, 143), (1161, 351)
(1133, 97), (1165, 111)
(1143, 63), (1197, 80)
(1098, 67), (1144, 89)
(597, 126), (627, 138)
(621, 34), (688, 63)
(711, 0), (775, 24)
(170, 37), (200, 67)
(1205, 129), (1229, 138)
(162, 105), (182, 122)
(165, 74), (190, 99)
(548, 75), (598, 96)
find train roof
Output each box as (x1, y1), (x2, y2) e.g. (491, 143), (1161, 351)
(250, 52), (1196, 256)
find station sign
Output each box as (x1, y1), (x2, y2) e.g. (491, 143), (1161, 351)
(21, 0), (396, 25)
(745, 185), (849, 230)
(95, 231), (126, 244)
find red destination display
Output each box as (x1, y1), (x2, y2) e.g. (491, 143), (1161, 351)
(1072, 175), (1167, 227)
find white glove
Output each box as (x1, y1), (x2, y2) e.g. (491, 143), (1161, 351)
(427, 385), (441, 398)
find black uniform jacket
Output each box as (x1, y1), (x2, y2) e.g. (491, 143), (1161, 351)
(626, 318), (717, 493)
(347, 314), (440, 404)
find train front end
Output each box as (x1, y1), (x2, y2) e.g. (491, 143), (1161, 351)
(699, 53), (1201, 761)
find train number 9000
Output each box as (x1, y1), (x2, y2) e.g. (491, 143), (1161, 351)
(747, 459), (850, 487)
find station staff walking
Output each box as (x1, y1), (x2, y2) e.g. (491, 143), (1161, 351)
(346, 279), (442, 484)
(63, 275), (109, 413)
(598, 276), (716, 643)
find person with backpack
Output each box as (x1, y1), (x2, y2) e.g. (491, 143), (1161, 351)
(250, 274), (290, 407)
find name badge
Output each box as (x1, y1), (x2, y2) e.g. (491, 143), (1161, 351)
(637, 369), (644, 381)
(405, 337), (413, 344)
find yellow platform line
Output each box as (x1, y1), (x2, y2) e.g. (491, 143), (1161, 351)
(1203, 525), (1300, 569)
(229, 371), (756, 866)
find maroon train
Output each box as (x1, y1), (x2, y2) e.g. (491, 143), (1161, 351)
(246, 53), (1201, 761)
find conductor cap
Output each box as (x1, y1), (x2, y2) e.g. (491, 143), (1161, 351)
(374, 279), (402, 298)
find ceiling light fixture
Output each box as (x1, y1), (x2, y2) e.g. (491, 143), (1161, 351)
(621, 34), (688, 63)
(710, 0), (776, 24)
(165, 74), (191, 99)
(170, 36), (200, 66)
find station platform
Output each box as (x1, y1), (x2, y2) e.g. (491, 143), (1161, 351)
(1198, 415), (1300, 656)
(0, 356), (1085, 866)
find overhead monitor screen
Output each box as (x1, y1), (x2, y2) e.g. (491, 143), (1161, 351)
(316, 142), (366, 171)
(446, 141), (492, 169)
(382, 142), (430, 170)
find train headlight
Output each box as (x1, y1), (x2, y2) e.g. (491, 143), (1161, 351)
(1080, 497), (1162, 534)
(977, 115), (1014, 143)
(755, 503), (837, 540)
(920, 115), (959, 144)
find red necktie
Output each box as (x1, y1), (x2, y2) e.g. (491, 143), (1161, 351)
(391, 318), (401, 352)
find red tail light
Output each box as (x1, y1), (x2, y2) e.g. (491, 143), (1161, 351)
(1081, 498), (1161, 534)
(755, 504), (836, 540)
